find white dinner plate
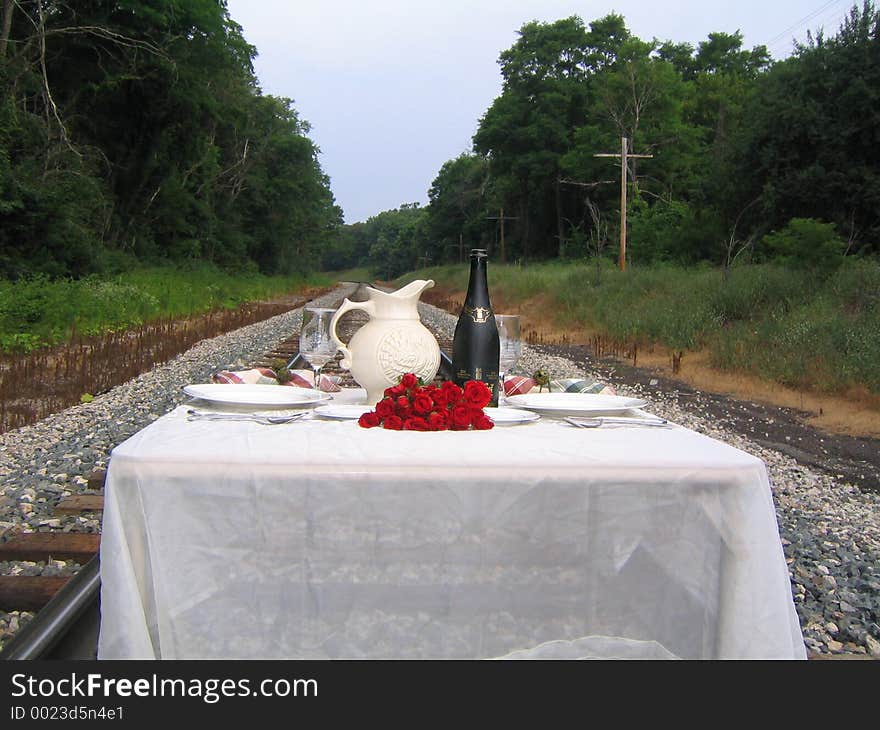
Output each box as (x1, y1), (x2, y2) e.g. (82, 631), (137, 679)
(504, 392), (649, 417)
(183, 383), (331, 409)
(313, 404), (373, 420)
(484, 407), (541, 425)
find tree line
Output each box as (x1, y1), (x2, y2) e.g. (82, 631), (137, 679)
(336, 2), (880, 279)
(0, 0), (341, 280)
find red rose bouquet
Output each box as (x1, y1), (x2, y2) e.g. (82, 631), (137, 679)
(358, 372), (494, 431)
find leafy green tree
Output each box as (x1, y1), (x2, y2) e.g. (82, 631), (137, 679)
(583, 12), (630, 72)
(561, 37), (703, 265)
(694, 31), (770, 76)
(321, 221), (367, 271)
(657, 41), (697, 79)
(359, 204), (428, 280)
(0, 0), (340, 278)
(446, 3), (879, 269)
(474, 16), (593, 260)
(734, 1), (880, 251)
(472, 13), (735, 266)
(424, 153), (490, 264)
(567, 38), (692, 188)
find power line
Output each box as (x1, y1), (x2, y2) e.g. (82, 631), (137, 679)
(767, 3), (854, 57)
(763, 0), (848, 47)
(813, 4), (857, 31)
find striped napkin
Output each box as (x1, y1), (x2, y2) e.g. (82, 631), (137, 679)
(503, 374), (615, 396)
(212, 368), (342, 392)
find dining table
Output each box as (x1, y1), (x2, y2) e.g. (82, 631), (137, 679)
(96, 387), (807, 660)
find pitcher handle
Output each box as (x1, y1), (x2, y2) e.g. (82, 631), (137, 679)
(330, 298), (375, 370)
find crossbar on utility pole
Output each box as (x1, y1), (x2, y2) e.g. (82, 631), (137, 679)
(594, 137), (652, 271)
(486, 208), (518, 263)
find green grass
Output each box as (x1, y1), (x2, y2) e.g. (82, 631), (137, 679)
(397, 258), (880, 395)
(0, 263), (332, 353)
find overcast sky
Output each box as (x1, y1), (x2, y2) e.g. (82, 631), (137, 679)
(224, 0), (855, 224)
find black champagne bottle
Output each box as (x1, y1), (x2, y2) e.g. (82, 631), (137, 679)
(452, 249), (500, 406)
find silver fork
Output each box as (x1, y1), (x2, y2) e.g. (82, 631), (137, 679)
(186, 409), (307, 425)
(564, 416), (669, 429)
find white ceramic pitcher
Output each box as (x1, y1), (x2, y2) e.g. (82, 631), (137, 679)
(330, 280), (441, 405)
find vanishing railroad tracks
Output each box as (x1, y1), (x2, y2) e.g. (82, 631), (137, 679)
(0, 283), (454, 659)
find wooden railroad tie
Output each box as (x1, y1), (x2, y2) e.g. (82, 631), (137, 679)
(0, 576), (71, 612)
(54, 495), (104, 515)
(0, 533), (100, 563)
(53, 469), (107, 515)
(87, 469), (107, 491)
(0, 532), (101, 611)
(0, 468), (105, 613)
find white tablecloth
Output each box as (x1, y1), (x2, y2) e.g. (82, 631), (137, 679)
(97, 396), (806, 660)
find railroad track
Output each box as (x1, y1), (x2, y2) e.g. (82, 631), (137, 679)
(0, 283), (455, 659)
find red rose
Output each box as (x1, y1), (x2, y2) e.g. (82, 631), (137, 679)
(404, 416), (431, 431)
(394, 395), (412, 418)
(358, 411), (381, 428)
(469, 405), (486, 425)
(464, 380), (492, 408)
(472, 413), (494, 430)
(375, 398), (395, 419)
(427, 410), (448, 430)
(430, 388), (450, 408)
(441, 381), (463, 402)
(385, 383), (407, 399)
(383, 415), (404, 430)
(450, 404), (472, 429)
(412, 392), (434, 415)
(400, 373), (419, 389)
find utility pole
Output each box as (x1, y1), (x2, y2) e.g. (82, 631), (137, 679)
(594, 137), (652, 271)
(486, 208), (518, 263)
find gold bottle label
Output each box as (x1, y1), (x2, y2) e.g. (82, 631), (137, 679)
(463, 305), (492, 323)
(456, 368), (498, 382)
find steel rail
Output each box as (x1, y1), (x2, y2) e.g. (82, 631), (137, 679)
(0, 556), (101, 660)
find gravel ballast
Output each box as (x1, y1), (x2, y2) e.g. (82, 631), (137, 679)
(1, 282), (877, 658)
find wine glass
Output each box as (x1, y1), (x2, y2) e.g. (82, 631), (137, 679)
(298, 307), (337, 391)
(495, 314), (522, 406)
